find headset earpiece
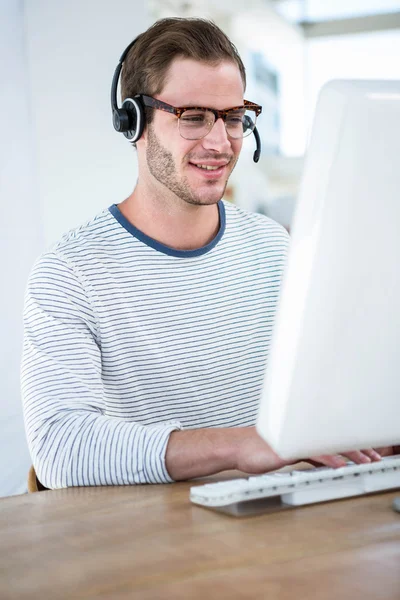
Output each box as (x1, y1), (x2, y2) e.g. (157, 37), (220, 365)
(119, 96), (145, 142)
(111, 39), (147, 143)
(112, 108), (131, 133)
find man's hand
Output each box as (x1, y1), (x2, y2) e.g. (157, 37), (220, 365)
(231, 427), (292, 474)
(233, 430), (393, 472)
(166, 426), (291, 481)
(165, 425), (400, 481)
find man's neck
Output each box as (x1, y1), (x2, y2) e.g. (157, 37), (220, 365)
(117, 184), (221, 251)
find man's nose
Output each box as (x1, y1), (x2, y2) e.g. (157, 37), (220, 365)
(201, 118), (231, 152)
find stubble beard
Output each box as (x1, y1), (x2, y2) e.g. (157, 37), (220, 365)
(146, 126), (236, 206)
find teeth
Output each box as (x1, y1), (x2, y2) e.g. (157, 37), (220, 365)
(194, 164), (221, 171)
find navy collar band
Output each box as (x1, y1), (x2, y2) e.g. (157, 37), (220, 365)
(108, 201), (226, 258)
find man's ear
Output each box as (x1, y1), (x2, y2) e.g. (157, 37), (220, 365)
(139, 125), (148, 144)
(135, 132), (147, 159)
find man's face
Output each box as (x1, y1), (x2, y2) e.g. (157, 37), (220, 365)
(141, 58), (244, 207)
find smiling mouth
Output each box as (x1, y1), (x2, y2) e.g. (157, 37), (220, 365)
(194, 164), (222, 171)
(189, 163), (228, 180)
(189, 161), (230, 172)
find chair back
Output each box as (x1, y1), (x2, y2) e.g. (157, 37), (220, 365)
(27, 465), (48, 492)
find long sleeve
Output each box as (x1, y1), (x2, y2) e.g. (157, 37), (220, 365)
(21, 252), (181, 489)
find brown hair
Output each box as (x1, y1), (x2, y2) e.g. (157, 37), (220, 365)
(121, 17), (246, 126)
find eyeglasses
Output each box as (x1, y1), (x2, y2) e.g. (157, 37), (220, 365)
(139, 95), (262, 140)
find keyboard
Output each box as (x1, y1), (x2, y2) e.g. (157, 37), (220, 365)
(190, 455), (400, 515)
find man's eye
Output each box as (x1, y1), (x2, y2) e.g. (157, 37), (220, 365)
(181, 113), (206, 123)
(226, 116), (243, 126)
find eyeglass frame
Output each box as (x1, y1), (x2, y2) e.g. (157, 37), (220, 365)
(138, 94), (262, 139)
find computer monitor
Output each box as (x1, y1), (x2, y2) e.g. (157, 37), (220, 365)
(256, 79), (400, 460)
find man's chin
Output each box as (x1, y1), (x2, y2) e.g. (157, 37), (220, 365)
(192, 184), (228, 205)
(190, 190), (227, 205)
(183, 196), (222, 207)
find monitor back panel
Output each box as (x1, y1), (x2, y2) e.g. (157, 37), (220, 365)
(257, 80), (400, 459)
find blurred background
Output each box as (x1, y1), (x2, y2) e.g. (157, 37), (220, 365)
(1, 0), (400, 497)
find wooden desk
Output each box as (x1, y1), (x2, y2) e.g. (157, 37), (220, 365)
(1, 475), (399, 599)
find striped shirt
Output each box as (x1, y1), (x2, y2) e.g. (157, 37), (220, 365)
(21, 200), (289, 488)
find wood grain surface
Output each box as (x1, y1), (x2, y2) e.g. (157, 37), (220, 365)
(1, 474), (399, 599)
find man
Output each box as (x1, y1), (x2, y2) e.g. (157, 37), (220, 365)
(21, 18), (394, 489)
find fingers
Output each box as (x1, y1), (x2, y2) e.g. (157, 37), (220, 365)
(341, 450), (371, 464)
(309, 448), (382, 468)
(373, 446), (394, 457)
(309, 455), (347, 468)
(342, 449), (382, 463)
(360, 448), (382, 461)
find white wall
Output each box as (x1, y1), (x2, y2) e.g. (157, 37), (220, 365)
(232, 6), (307, 157)
(0, 0), (43, 497)
(305, 29), (400, 133)
(228, 6), (305, 219)
(24, 0), (149, 247)
(1, 0), (149, 497)
(305, 0), (400, 20)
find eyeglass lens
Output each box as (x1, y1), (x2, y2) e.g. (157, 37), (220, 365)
(178, 109), (257, 140)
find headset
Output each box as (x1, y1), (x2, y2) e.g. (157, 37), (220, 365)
(111, 38), (262, 163)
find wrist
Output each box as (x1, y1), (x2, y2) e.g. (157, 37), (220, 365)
(165, 427), (241, 481)
(212, 427), (241, 472)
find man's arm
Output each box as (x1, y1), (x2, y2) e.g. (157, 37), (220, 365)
(165, 427), (290, 480)
(22, 253), (293, 488)
(165, 427), (394, 481)
(22, 253), (181, 489)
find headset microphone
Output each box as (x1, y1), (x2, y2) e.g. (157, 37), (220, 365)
(252, 126), (261, 163)
(111, 40), (262, 162)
